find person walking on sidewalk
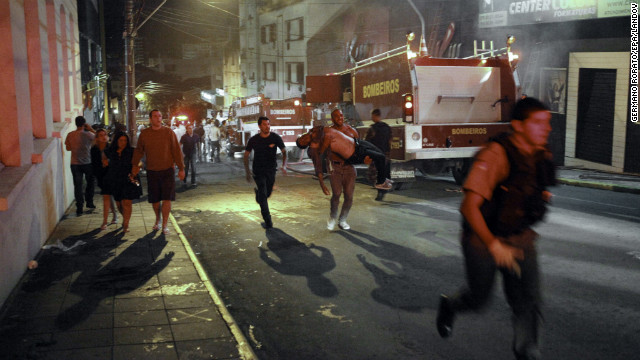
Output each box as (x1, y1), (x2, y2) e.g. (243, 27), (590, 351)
(194, 119), (205, 162)
(436, 97), (555, 360)
(90, 128), (118, 230)
(244, 116), (287, 229)
(180, 123), (200, 187)
(65, 116), (96, 215)
(208, 120), (222, 162)
(365, 108), (392, 201)
(131, 109), (185, 235)
(106, 132), (142, 233)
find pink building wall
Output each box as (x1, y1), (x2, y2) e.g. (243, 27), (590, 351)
(0, 0), (81, 308)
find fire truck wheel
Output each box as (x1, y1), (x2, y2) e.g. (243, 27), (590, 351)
(394, 182), (412, 191)
(420, 161), (445, 175)
(452, 159), (472, 185)
(287, 146), (301, 160)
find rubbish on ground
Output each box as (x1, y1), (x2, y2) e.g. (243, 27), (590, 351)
(42, 240), (86, 252)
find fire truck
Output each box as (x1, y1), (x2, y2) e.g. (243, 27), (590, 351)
(306, 41), (519, 186)
(227, 94), (313, 156)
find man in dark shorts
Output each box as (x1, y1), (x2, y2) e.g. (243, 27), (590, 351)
(132, 109), (185, 234)
(244, 116), (287, 229)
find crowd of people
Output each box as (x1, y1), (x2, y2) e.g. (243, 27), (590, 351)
(173, 118), (229, 164)
(69, 111), (228, 234)
(67, 97), (554, 359)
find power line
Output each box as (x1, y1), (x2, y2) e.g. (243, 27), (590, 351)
(196, 0), (239, 18)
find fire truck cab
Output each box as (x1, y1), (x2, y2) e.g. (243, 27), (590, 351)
(306, 45), (518, 185)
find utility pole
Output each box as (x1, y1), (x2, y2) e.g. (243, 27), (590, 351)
(99, 0), (109, 126)
(124, 0), (167, 145)
(406, 0), (428, 55)
(124, 0), (135, 143)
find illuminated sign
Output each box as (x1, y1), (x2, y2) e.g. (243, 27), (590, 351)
(479, 0), (630, 28)
(390, 170), (415, 179)
(362, 79), (400, 99)
(270, 109), (296, 115)
(236, 104), (260, 117)
(451, 127), (488, 135)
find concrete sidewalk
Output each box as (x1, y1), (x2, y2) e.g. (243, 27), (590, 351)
(0, 198), (257, 360)
(555, 167), (640, 194)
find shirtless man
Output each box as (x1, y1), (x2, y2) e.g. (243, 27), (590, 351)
(297, 125), (392, 196)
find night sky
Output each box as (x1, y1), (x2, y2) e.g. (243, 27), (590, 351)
(104, 0), (238, 61)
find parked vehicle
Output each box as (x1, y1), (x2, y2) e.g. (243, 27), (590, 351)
(305, 40), (519, 186)
(227, 94), (313, 157)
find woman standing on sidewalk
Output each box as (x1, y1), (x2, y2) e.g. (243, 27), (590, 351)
(91, 128), (118, 230)
(105, 132), (142, 233)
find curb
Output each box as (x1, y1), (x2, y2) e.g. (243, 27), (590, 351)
(556, 178), (640, 195)
(170, 214), (259, 360)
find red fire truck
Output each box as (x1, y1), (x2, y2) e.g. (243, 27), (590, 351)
(227, 94), (313, 156)
(306, 43), (519, 186)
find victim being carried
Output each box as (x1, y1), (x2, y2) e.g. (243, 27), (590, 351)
(296, 125), (392, 195)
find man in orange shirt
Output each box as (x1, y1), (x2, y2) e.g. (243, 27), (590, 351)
(131, 110), (185, 234)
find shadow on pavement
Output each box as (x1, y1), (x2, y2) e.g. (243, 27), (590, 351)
(14, 229), (175, 332)
(21, 228), (123, 293)
(55, 232), (174, 330)
(338, 229), (460, 312)
(260, 228), (338, 298)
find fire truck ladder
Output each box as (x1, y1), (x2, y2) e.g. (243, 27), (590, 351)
(332, 46), (408, 76)
(522, 43), (542, 97)
(466, 40), (508, 59)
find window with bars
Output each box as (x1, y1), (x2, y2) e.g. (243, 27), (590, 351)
(286, 18), (303, 41)
(263, 62), (276, 81)
(287, 62), (304, 84)
(261, 24), (277, 44)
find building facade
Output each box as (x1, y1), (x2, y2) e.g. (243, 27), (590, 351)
(236, 0), (634, 173)
(0, 0), (82, 307)
(478, 0), (634, 172)
(237, 0), (354, 101)
(78, 0), (107, 126)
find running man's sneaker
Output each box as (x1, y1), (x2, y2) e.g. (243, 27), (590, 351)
(374, 182), (392, 190)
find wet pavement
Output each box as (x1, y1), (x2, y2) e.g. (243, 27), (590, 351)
(0, 157), (637, 360)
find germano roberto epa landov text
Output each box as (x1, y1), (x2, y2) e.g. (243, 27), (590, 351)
(632, 2), (638, 123)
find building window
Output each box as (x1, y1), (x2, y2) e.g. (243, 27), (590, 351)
(286, 18), (303, 41)
(261, 24), (276, 44)
(287, 62), (304, 84)
(263, 62), (276, 81)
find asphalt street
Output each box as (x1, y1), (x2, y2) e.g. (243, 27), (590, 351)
(172, 157), (640, 360)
